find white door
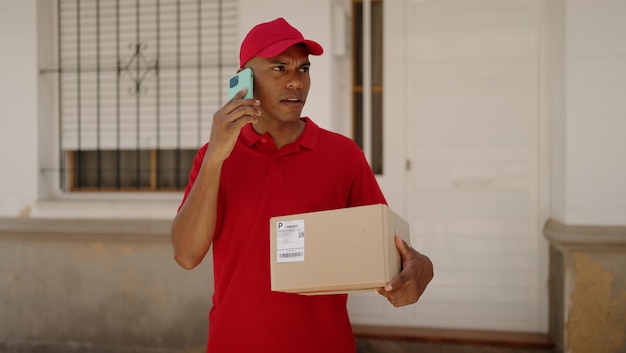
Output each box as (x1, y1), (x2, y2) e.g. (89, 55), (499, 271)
(349, 0), (549, 333)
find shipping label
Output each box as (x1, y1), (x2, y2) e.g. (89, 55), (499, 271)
(276, 219), (305, 263)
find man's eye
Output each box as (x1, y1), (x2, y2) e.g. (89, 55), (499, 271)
(273, 66), (285, 71)
(300, 66), (310, 73)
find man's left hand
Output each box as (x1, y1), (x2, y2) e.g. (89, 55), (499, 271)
(377, 235), (433, 307)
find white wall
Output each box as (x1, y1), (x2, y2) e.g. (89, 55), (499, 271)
(545, 0), (568, 225)
(0, 0), (39, 217)
(560, 0), (626, 225)
(1, 2), (624, 223)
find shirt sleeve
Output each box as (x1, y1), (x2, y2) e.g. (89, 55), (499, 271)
(347, 153), (388, 207)
(177, 143), (208, 212)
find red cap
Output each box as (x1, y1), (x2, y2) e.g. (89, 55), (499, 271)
(239, 18), (324, 67)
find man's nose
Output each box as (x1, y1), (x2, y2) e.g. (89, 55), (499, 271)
(286, 72), (303, 89)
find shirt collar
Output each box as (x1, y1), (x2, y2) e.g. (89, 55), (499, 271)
(240, 117), (319, 150)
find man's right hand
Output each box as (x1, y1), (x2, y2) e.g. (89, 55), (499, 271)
(205, 88), (260, 163)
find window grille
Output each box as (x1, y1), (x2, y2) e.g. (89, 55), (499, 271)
(50, 0), (238, 191)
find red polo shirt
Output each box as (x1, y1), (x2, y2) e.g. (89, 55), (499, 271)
(179, 118), (386, 353)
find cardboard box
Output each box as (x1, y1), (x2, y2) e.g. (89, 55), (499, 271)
(269, 204), (410, 295)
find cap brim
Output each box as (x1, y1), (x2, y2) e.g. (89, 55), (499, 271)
(256, 38), (324, 59)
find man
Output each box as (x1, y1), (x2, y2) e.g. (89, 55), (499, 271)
(171, 17), (433, 353)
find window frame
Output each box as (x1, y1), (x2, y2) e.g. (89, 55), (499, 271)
(352, 0), (384, 174)
(39, 0), (239, 194)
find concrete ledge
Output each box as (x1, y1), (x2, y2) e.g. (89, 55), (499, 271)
(544, 219), (626, 353)
(544, 220), (626, 250)
(0, 216), (211, 351)
(29, 199), (179, 221)
(0, 217), (171, 240)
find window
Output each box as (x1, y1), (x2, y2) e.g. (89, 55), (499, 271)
(43, 0), (238, 191)
(352, 0), (383, 174)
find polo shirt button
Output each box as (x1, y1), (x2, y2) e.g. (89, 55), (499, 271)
(261, 138), (268, 144)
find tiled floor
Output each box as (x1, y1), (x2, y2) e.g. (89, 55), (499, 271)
(355, 338), (557, 353)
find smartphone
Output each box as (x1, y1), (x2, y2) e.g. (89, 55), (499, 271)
(227, 67), (253, 100)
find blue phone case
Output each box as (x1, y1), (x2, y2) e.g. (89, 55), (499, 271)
(227, 68), (253, 99)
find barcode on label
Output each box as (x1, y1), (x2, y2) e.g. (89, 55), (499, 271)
(277, 249), (304, 263)
(279, 252), (303, 259)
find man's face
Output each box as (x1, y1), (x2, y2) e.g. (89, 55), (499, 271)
(245, 45), (311, 125)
